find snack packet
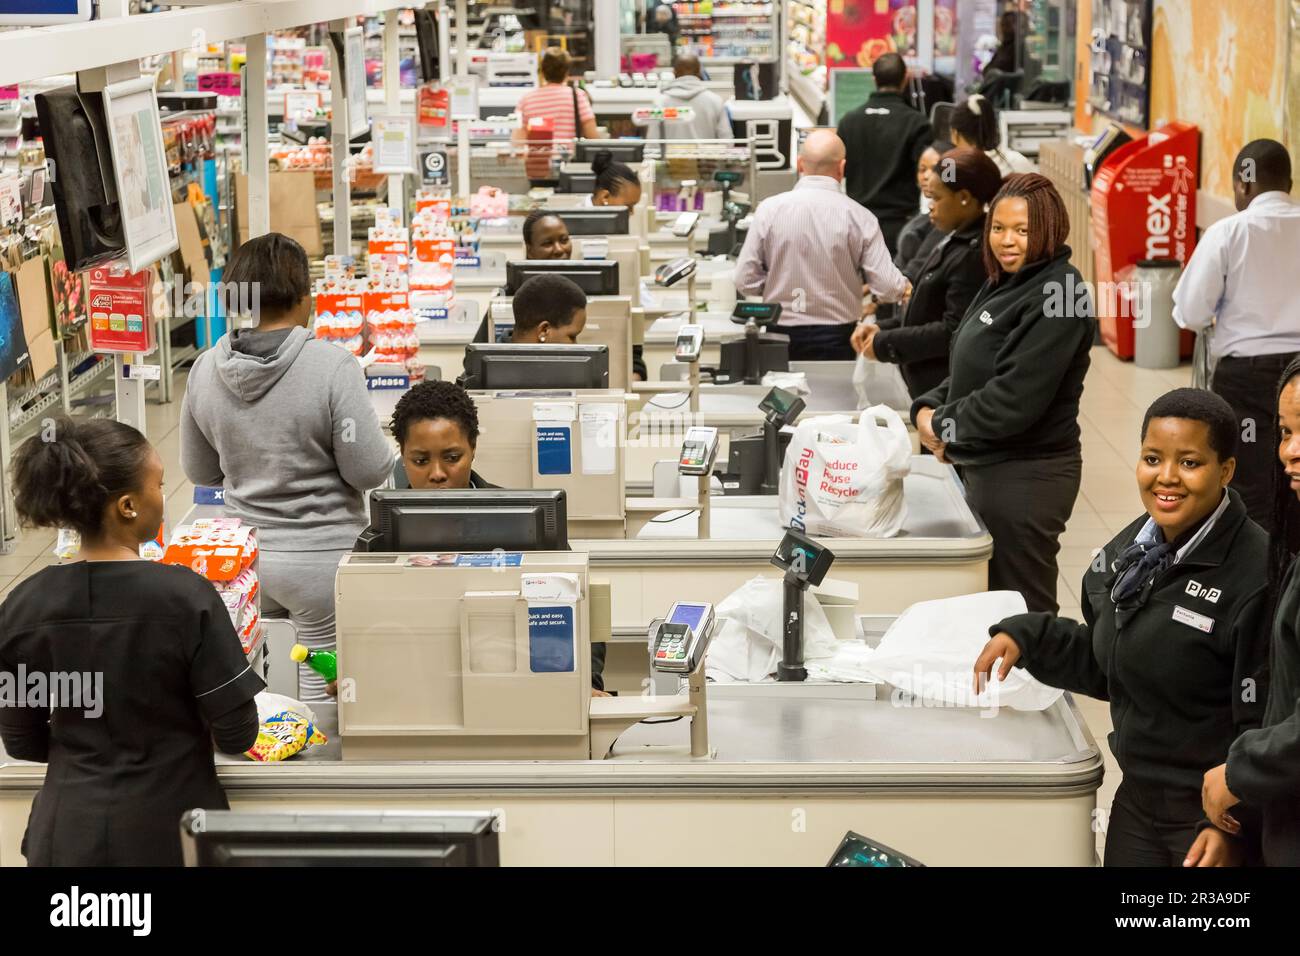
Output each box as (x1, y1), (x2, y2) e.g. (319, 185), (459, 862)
(244, 709), (328, 762)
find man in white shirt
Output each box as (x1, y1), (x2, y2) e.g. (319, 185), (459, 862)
(1174, 138), (1300, 533)
(733, 129), (910, 360)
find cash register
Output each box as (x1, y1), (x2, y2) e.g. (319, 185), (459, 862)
(710, 301), (788, 386)
(715, 386), (805, 496)
(336, 489), (715, 760)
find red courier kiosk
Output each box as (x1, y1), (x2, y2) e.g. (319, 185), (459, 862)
(1090, 121), (1199, 359)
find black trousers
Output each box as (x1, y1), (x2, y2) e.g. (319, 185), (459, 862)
(1103, 780), (1203, 867)
(772, 322), (856, 361)
(960, 454), (1081, 614)
(1212, 352), (1300, 538)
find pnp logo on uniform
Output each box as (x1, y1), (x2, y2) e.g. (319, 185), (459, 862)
(978, 311), (993, 325)
(1185, 580), (1221, 603)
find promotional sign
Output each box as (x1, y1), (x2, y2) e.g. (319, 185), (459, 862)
(1090, 121), (1199, 359)
(420, 149), (449, 186)
(86, 265), (155, 354)
(825, 0), (956, 72)
(371, 114), (417, 174)
(198, 72), (241, 97)
(283, 90), (321, 119)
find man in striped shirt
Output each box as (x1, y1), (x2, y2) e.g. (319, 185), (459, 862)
(734, 129), (911, 360)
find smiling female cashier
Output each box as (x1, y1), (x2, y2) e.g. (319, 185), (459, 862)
(974, 389), (1270, 867)
(0, 419), (263, 866)
(388, 380), (609, 696)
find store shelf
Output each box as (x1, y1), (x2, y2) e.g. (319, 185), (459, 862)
(0, 0), (403, 86)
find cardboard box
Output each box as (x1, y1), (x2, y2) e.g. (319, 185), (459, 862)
(174, 201), (211, 288)
(234, 170), (323, 256)
(14, 257), (56, 378)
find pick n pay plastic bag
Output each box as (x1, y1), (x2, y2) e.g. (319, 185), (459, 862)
(705, 575), (839, 683)
(778, 407), (911, 538)
(863, 591), (1064, 711)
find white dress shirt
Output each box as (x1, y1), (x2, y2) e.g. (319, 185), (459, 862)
(1173, 191), (1300, 359)
(732, 175), (908, 327)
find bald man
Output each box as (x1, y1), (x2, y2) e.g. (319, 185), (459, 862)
(734, 130), (910, 360)
(645, 53), (733, 141)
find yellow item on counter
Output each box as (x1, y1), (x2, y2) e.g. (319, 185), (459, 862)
(244, 709), (327, 762)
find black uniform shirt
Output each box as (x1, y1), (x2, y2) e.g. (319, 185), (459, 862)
(911, 247), (1094, 466)
(1227, 558), (1300, 865)
(0, 561), (264, 866)
(873, 216), (986, 400)
(997, 490), (1270, 807)
(837, 91), (933, 223)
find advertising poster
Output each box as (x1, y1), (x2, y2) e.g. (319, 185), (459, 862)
(826, 0), (957, 71)
(0, 272), (31, 382)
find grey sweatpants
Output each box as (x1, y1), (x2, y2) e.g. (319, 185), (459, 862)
(259, 548), (350, 702)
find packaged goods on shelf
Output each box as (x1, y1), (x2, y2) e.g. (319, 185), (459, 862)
(162, 519), (262, 655)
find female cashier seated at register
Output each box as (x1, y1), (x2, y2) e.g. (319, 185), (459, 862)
(0, 420), (263, 866)
(974, 389), (1270, 867)
(388, 380), (611, 696)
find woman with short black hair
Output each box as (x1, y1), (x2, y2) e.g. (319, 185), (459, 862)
(522, 209), (573, 261)
(0, 419), (263, 866)
(181, 232), (393, 700)
(912, 173), (1092, 613)
(977, 388), (1269, 866)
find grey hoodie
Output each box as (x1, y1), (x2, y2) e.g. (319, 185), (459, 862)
(649, 76), (733, 141)
(180, 326), (393, 551)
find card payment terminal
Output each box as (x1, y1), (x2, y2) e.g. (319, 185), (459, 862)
(652, 601), (716, 673)
(678, 426), (719, 475)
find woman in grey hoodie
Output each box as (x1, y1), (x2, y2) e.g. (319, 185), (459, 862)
(180, 234), (393, 700)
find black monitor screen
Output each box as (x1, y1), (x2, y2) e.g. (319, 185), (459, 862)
(557, 168), (596, 193)
(505, 259), (619, 296)
(181, 810), (501, 867)
(462, 344), (609, 390)
(549, 207), (630, 236)
(575, 139), (645, 164)
(356, 489), (569, 552)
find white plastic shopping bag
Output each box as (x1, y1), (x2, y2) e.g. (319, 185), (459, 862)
(852, 352), (912, 412)
(704, 576), (838, 683)
(862, 591), (1064, 711)
(777, 407), (911, 538)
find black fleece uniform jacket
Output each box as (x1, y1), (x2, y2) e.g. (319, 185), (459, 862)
(910, 247), (1093, 466)
(1226, 558), (1300, 864)
(996, 490), (1270, 832)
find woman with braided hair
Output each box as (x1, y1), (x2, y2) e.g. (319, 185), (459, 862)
(911, 173), (1093, 614)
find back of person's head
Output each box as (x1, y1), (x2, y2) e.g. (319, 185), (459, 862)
(934, 147), (1003, 205)
(1234, 138), (1292, 195)
(591, 151), (640, 199)
(950, 94), (1001, 151)
(540, 47), (571, 84)
(1141, 388), (1238, 463)
(672, 53), (701, 78)
(798, 129), (847, 179)
(872, 53), (907, 91)
(391, 380), (480, 449)
(999, 10), (1020, 41)
(982, 172), (1070, 279)
(513, 274), (587, 333)
(13, 418), (152, 538)
(929, 137), (955, 157)
(224, 232), (309, 320)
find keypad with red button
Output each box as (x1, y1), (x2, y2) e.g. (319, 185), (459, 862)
(653, 623), (696, 673)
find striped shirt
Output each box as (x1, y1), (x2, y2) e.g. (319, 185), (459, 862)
(518, 82), (595, 150)
(734, 175), (908, 327)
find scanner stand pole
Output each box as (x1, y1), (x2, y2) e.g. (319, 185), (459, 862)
(760, 418), (780, 495)
(778, 572), (808, 681)
(744, 320), (760, 385)
(688, 657), (710, 757)
(697, 472), (710, 539)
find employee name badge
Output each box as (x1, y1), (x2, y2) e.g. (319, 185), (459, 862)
(1172, 605), (1215, 634)
(522, 573), (581, 673)
(534, 402), (576, 476)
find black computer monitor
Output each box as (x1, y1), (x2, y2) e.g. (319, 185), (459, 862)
(180, 810), (500, 867)
(413, 8), (439, 82)
(557, 168), (596, 193)
(461, 343), (609, 389)
(355, 489), (569, 552)
(574, 139), (644, 164)
(550, 207), (630, 236)
(505, 259), (620, 296)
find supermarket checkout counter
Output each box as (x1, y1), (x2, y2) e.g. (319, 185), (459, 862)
(0, 627), (1100, 867)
